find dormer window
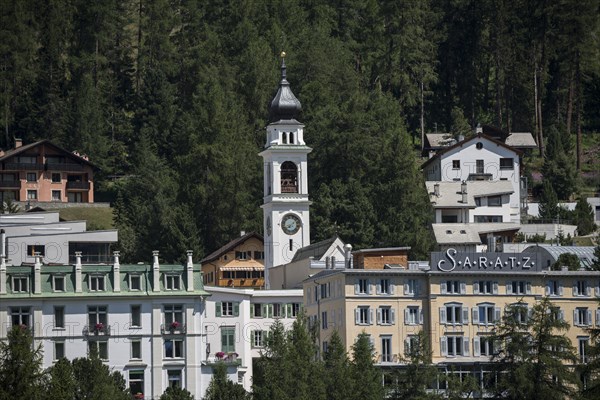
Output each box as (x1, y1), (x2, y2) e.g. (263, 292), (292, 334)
(12, 276), (29, 293)
(53, 275), (66, 292)
(165, 274), (181, 290)
(280, 161), (298, 193)
(89, 275), (106, 292)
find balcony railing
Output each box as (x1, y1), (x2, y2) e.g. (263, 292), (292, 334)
(0, 180), (20, 189)
(46, 162), (84, 171)
(83, 324), (111, 336)
(203, 354), (242, 366)
(66, 181), (90, 190)
(160, 323), (187, 335)
(281, 184), (298, 193)
(4, 162), (44, 171)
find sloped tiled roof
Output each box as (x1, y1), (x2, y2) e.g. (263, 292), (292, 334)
(425, 133), (456, 148)
(426, 181), (514, 208)
(505, 132), (537, 148)
(0, 139), (98, 169)
(291, 235), (340, 262)
(201, 232), (263, 264)
(432, 223), (520, 245)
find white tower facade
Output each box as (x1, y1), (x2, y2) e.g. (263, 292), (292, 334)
(260, 55), (311, 288)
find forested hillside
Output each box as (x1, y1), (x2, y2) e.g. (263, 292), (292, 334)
(1, 1), (598, 262)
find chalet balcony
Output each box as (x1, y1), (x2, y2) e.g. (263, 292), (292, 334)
(66, 181), (90, 190)
(83, 324), (111, 337)
(0, 181), (20, 189)
(46, 162), (84, 172)
(160, 323), (187, 335)
(218, 277), (264, 288)
(203, 353), (242, 366)
(4, 162), (44, 171)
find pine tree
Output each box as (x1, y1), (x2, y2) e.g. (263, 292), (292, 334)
(323, 331), (353, 400)
(45, 358), (76, 400)
(71, 351), (129, 400)
(573, 197), (596, 236)
(538, 179), (559, 220)
(204, 362), (249, 400)
(159, 386), (194, 400)
(351, 332), (383, 400)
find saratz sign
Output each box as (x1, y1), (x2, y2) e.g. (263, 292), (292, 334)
(431, 248), (542, 273)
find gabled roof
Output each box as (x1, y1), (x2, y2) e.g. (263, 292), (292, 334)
(505, 132), (537, 148)
(421, 134), (522, 170)
(432, 223), (520, 245)
(201, 232), (264, 264)
(291, 235), (342, 262)
(0, 139), (99, 169)
(426, 181), (514, 208)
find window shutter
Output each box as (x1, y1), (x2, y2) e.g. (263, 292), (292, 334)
(463, 337), (470, 356)
(331, 309), (335, 327)
(419, 309), (424, 324)
(376, 282), (381, 295)
(377, 308), (382, 325)
(250, 330), (256, 348)
(216, 302), (222, 317)
(472, 307), (479, 324)
(404, 281), (409, 295)
(440, 307), (447, 324)
(440, 337), (448, 357)
(506, 282), (513, 295)
(493, 282), (499, 294)
(545, 282), (550, 296)
(473, 337), (481, 357)
(233, 302), (240, 317)
(494, 307), (502, 323)
(391, 308), (396, 325)
(574, 309), (579, 326)
(286, 303), (292, 318)
(559, 310), (565, 321)
(586, 285), (592, 297)
(327, 282), (331, 298)
(268, 304), (273, 318)
(462, 307), (469, 324)
(596, 309), (600, 326)
(369, 308), (373, 325)
(404, 308), (410, 324)
(526, 282), (532, 294)
(390, 284), (395, 295)
(596, 283), (600, 297)
(366, 280), (371, 295)
(355, 308), (360, 324)
(558, 283), (563, 296)
(460, 282), (466, 294)
(587, 310), (593, 326)
(573, 283), (578, 296)
(441, 282), (447, 295)
(415, 281), (421, 296)
(354, 282), (359, 295)
(473, 281), (480, 294)
(404, 338), (410, 356)
(369, 336), (375, 348)
(262, 304), (268, 317)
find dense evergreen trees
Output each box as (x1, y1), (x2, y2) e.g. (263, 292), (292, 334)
(1, 1), (598, 261)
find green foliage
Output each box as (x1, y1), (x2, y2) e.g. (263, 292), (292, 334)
(159, 386), (194, 400)
(574, 197), (597, 236)
(351, 332), (384, 400)
(538, 180), (560, 220)
(491, 298), (578, 400)
(543, 126), (578, 200)
(323, 331), (353, 400)
(551, 253), (582, 271)
(204, 362), (249, 400)
(45, 358), (76, 400)
(0, 326), (45, 400)
(70, 354), (129, 400)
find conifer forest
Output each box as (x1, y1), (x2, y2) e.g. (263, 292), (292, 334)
(1, 0), (599, 262)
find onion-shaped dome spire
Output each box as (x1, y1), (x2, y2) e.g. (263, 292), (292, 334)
(269, 52), (302, 123)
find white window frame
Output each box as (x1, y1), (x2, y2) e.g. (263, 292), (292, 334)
(54, 306), (65, 329)
(11, 306), (31, 326)
(356, 306), (372, 325)
(574, 307), (592, 327)
(378, 306), (395, 325)
(131, 305), (142, 328)
(474, 303), (501, 325)
(164, 274), (181, 290)
(51, 190), (61, 201)
(405, 306), (422, 325)
(441, 335), (468, 357)
(129, 274), (142, 291)
(54, 341), (65, 361)
(356, 278), (370, 295)
(131, 339), (142, 360)
(88, 341), (108, 360)
(441, 303), (468, 325)
(578, 337), (589, 363)
(164, 339), (184, 359)
(574, 280), (591, 297)
(52, 275), (66, 292)
(89, 275), (106, 292)
(164, 304), (183, 326)
(222, 302), (234, 317)
(381, 336), (393, 363)
(167, 369), (182, 388)
(546, 280), (563, 296)
(12, 276), (29, 293)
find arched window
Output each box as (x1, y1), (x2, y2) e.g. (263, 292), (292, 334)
(282, 132), (288, 144)
(289, 132), (294, 144)
(280, 161), (298, 193)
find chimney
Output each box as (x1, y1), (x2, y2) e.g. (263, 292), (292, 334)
(240, 230), (246, 237)
(113, 251), (121, 292)
(331, 255), (336, 269)
(457, 134), (465, 142)
(0, 255), (6, 294)
(476, 123), (482, 135)
(344, 243), (353, 269)
(434, 183), (440, 197)
(34, 252), (42, 294)
(1, 229), (5, 258)
(74, 251), (82, 293)
(186, 250), (194, 292)
(152, 250), (160, 292)
(14, 138), (22, 149)
(325, 256), (330, 269)
(461, 181), (468, 204)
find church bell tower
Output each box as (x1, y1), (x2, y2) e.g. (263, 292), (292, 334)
(260, 53), (311, 288)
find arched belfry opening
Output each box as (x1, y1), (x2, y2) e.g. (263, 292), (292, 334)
(280, 161), (298, 193)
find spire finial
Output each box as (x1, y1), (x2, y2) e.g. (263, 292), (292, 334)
(269, 52), (301, 122)
(280, 51), (287, 81)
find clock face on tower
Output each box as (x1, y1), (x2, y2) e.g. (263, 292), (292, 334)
(281, 213), (301, 235)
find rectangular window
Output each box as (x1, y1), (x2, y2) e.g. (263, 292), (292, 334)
(272, 303), (283, 318)
(54, 306), (65, 329)
(12, 276), (28, 293)
(27, 189), (37, 200)
(235, 251), (249, 260)
(379, 279), (391, 294)
(221, 327), (235, 353)
(68, 192), (83, 203)
(129, 371), (144, 397)
(164, 339), (184, 358)
(167, 370), (182, 388)
(356, 306), (371, 325)
(379, 306), (393, 325)
(446, 336), (465, 356)
(509, 281), (529, 295)
(254, 251), (264, 260)
(54, 341), (65, 360)
(475, 281), (495, 294)
(405, 335), (420, 356)
(320, 283), (329, 299)
(11, 306), (31, 326)
(165, 275), (181, 290)
(507, 303), (528, 324)
(131, 340), (142, 359)
(443, 280), (462, 294)
(488, 195), (502, 207)
(252, 330), (266, 348)
(51, 173), (61, 183)
(51, 190), (61, 202)
(88, 341), (108, 360)
(290, 303), (300, 318)
(18, 155), (37, 164)
(443, 304), (466, 325)
(130, 275), (141, 291)
(574, 280), (590, 297)
(405, 279), (418, 296)
(27, 245), (45, 256)
(476, 159), (484, 174)
(51, 275), (65, 292)
(164, 305), (183, 326)
(475, 197), (482, 206)
(321, 311), (328, 329)
(478, 336), (495, 356)
(575, 308), (592, 327)
(500, 158), (514, 169)
(452, 160), (460, 169)
(26, 172), (37, 182)
(405, 306), (420, 325)
(546, 280), (562, 296)
(579, 337), (589, 363)
(357, 278), (369, 294)
(88, 306), (107, 327)
(253, 303), (263, 318)
(381, 336), (392, 362)
(89, 275), (105, 292)
(474, 215), (503, 223)
(219, 302), (237, 317)
(131, 305), (141, 328)
(476, 304), (499, 325)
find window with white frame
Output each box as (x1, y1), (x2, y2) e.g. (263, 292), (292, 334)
(474, 336), (495, 357)
(129, 371), (144, 397)
(507, 280), (530, 295)
(321, 311), (328, 329)
(441, 280), (464, 294)
(253, 303), (264, 318)
(474, 303), (500, 325)
(474, 281), (497, 294)
(129, 274), (142, 291)
(574, 307), (592, 327)
(404, 335), (420, 357)
(131, 305), (141, 327)
(356, 306), (372, 325)
(54, 306), (65, 329)
(252, 330), (267, 348)
(51, 190), (61, 201)
(499, 158), (514, 169)
(441, 335), (468, 357)
(506, 303), (528, 324)
(574, 280), (591, 297)
(217, 301), (238, 317)
(441, 303), (467, 325)
(164, 339), (184, 358)
(89, 275), (105, 292)
(88, 305), (107, 327)
(273, 303), (283, 318)
(12, 276), (29, 293)
(356, 278), (370, 294)
(167, 370), (182, 388)
(11, 306), (31, 326)
(381, 336), (393, 362)
(378, 279), (392, 295)
(579, 337), (590, 363)
(88, 341), (108, 360)
(378, 306), (394, 325)
(164, 274), (181, 290)
(131, 339), (142, 359)
(289, 303), (300, 318)
(546, 280), (562, 296)
(405, 306), (421, 325)
(164, 304), (183, 325)
(53, 275), (65, 292)
(405, 279), (419, 296)
(54, 341), (65, 360)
